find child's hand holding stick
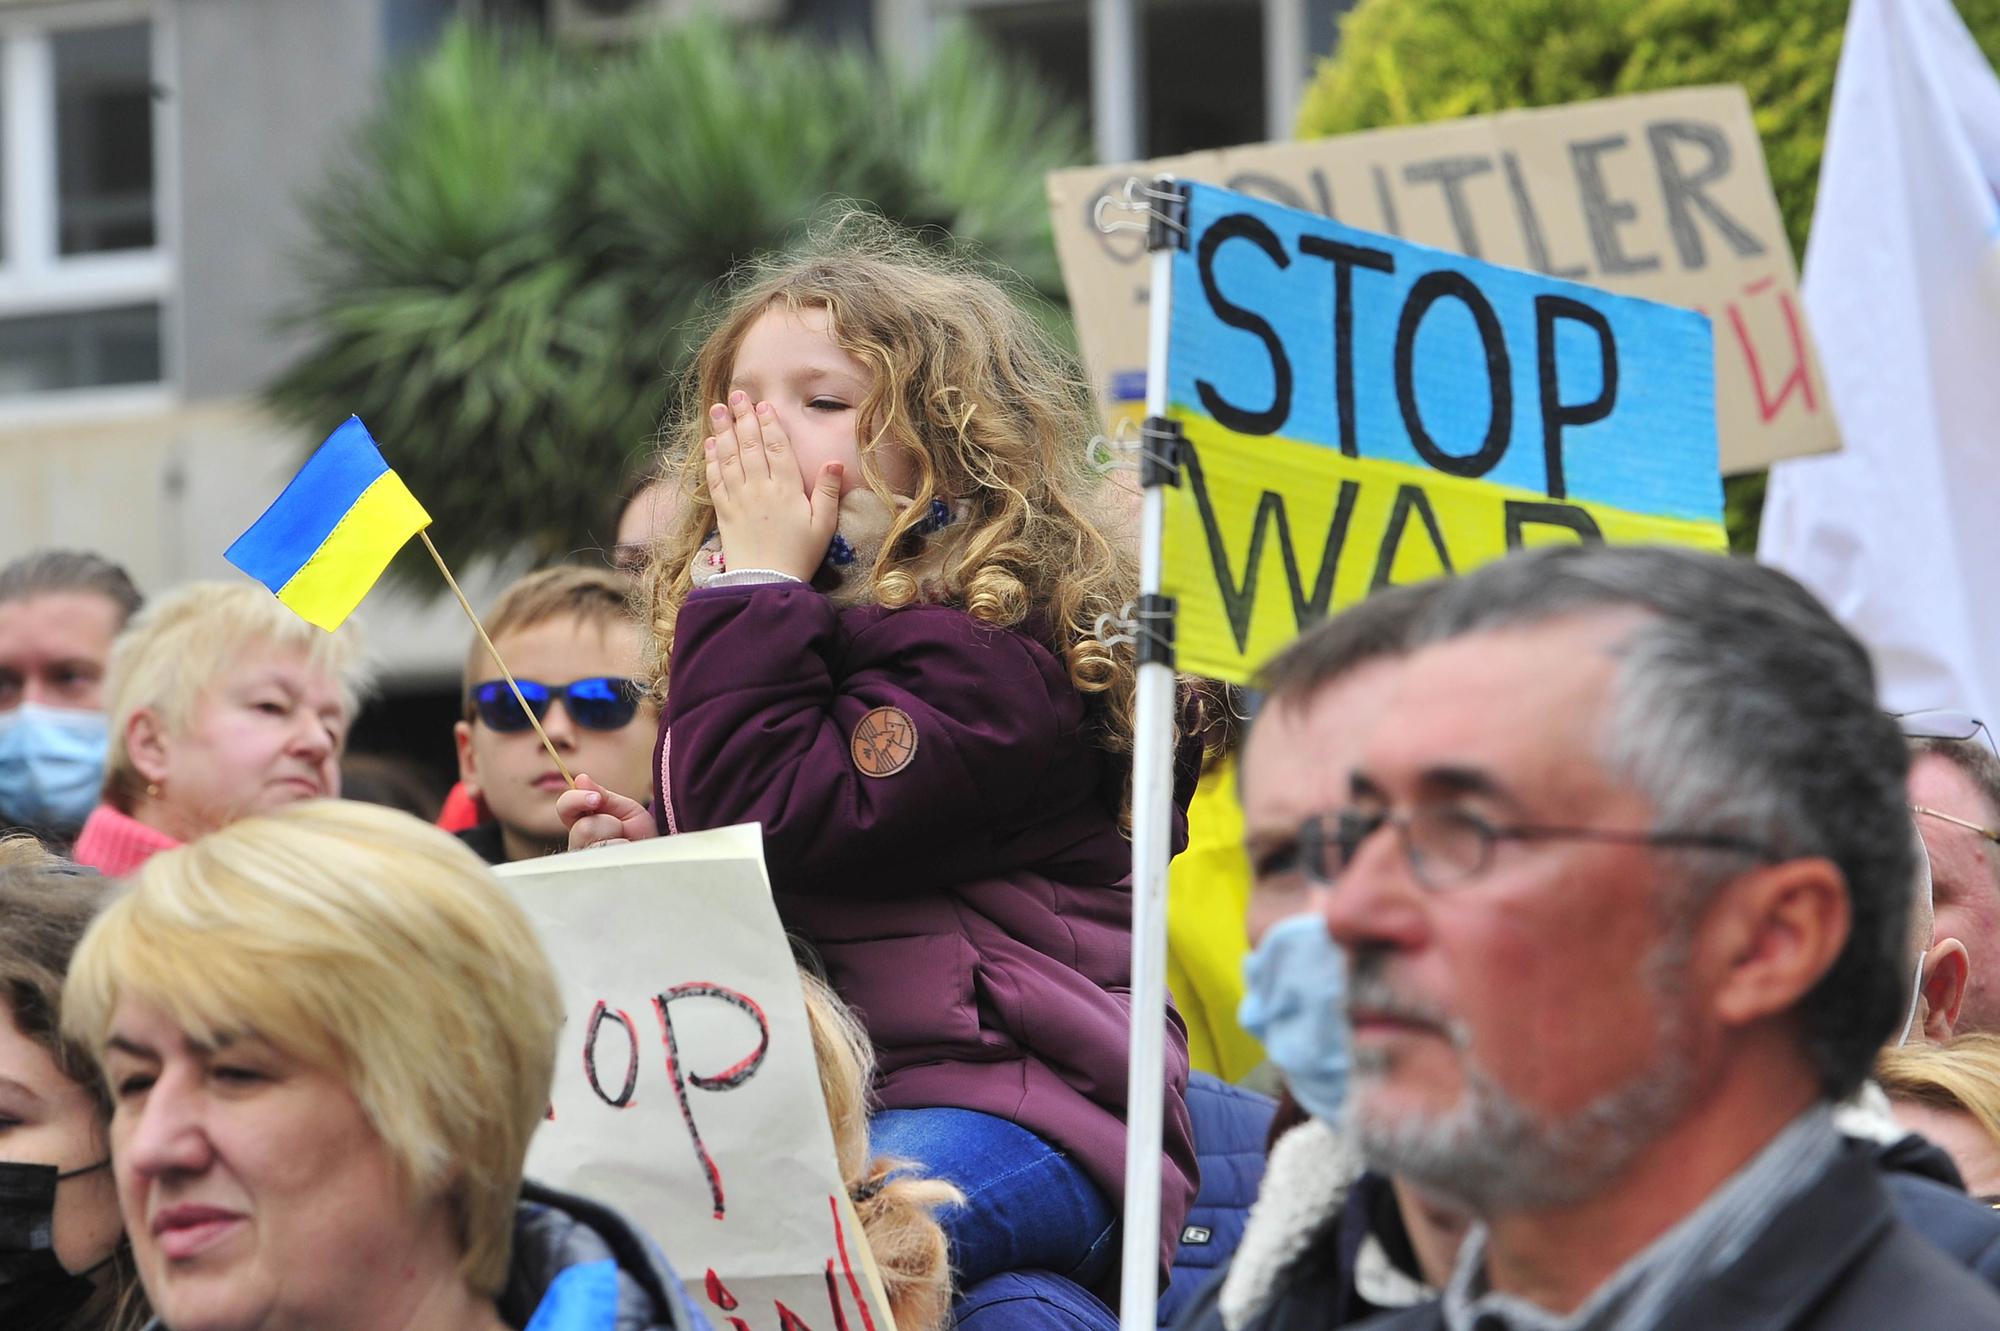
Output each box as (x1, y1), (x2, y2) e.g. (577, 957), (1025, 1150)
(558, 773), (655, 850)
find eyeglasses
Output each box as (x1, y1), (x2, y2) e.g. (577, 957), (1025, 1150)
(468, 677), (642, 733)
(1297, 806), (1778, 892)
(1894, 709), (1999, 757)
(1912, 804), (2000, 844)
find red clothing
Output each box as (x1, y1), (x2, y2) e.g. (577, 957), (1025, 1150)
(658, 582), (1198, 1279)
(71, 803), (180, 876)
(435, 780), (483, 832)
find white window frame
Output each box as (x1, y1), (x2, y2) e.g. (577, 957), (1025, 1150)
(0, 0), (173, 414)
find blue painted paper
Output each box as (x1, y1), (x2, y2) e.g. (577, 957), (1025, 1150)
(1165, 183), (1719, 524)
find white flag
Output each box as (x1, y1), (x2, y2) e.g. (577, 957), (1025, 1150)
(1758, 0), (2000, 722)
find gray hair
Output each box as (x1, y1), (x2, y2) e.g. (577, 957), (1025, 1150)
(1411, 544), (1911, 1101)
(1911, 735), (2000, 830)
(1253, 580), (1445, 706)
(0, 548), (143, 625)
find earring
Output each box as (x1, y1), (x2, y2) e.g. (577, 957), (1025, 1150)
(145, 782), (160, 798)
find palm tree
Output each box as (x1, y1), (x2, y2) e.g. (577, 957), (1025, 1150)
(269, 19), (1088, 573)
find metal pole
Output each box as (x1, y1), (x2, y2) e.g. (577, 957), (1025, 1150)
(1263, 0), (1308, 140)
(1117, 229), (1178, 1331)
(1092, 0), (1143, 164)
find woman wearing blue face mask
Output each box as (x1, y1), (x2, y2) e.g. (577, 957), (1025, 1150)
(0, 550), (143, 848)
(1237, 912), (1351, 1126)
(0, 837), (149, 1331)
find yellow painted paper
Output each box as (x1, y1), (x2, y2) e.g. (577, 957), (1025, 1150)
(1162, 410), (1727, 685)
(276, 470), (431, 631)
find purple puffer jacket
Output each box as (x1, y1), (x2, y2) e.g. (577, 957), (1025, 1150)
(656, 582), (1199, 1280)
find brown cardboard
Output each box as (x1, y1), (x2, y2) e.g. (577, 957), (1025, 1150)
(1048, 86), (1834, 475)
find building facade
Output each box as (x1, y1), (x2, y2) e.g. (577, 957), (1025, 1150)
(0, 0), (1341, 695)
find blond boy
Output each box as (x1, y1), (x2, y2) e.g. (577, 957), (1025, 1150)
(454, 567), (657, 864)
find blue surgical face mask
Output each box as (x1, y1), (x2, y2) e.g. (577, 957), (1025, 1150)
(1239, 912), (1350, 1124)
(1900, 829), (1934, 1046)
(1898, 948), (1928, 1046)
(0, 703), (108, 833)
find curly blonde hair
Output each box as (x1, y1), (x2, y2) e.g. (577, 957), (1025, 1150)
(801, 968), (963, 1331)
(640, 220), (1140, 760)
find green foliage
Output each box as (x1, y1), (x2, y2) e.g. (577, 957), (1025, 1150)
(1295, 0), (2000, 550)
(269, 20), (1088, 573)
(1298, 0), (2000, 259)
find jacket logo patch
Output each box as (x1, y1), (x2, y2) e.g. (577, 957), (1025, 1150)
(1180, 1225), (1212, 1246)
(852, 706), (918, 778)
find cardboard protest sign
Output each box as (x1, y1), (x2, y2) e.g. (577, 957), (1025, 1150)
(1155, 180), (1725, 685)
(1049, 86), (1831, 476)
(498, 827), (895, 1331)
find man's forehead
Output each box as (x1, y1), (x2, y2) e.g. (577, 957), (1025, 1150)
(0, 591), (121, 652)
(493, 613), (642, 667)
(1911, 749), (2000, 822)
(1910, 752), (2000, 900)
(1356, 615), (1634, 790)
(1241, 658), (1404, 824)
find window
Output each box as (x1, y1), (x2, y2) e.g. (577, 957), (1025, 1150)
(897, 0), (1269, 159)
(0, 6), (167, 400)
(55, 21), (156, 255)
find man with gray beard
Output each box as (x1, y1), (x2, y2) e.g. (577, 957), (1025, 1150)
(1270, 546), (2000, 1331)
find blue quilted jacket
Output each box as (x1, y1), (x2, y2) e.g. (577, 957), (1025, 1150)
(1157, 1072), (1277, 1329)
(942, 1073), (1273, 1331)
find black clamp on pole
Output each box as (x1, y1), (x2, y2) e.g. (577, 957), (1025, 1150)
(1139, 416), (1183, 489)
(1134, 593), (1177, 669)
(1146, 177), (1190, 253)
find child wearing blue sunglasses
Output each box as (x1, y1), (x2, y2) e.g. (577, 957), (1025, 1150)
(558, 225), (1209, 1299)
(453, 566), (656, 865)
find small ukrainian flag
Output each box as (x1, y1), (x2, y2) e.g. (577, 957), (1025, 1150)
(225, 417), (431, 631)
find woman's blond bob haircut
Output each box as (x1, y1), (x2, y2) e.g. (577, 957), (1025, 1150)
(1878, 1032), (2000, 1147)
(101, 581), (370, 811)
(62, 800), (563, 1296)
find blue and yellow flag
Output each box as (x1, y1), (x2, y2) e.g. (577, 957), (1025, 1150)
(1158, 181), (1725, 685)
(225, 416), (431, 631)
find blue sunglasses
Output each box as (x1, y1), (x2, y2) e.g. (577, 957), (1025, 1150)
(468, 677), (642, 733)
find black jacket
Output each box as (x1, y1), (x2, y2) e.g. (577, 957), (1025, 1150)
(457, 820), (510, 866)
(1357, 1140), (2000, 1331)
(1874, 1130), (2000, 1286)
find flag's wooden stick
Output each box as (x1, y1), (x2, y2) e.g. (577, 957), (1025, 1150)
(419, 530), (576, 789)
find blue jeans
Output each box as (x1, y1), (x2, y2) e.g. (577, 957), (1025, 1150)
(869, 1107), (1118, 1288)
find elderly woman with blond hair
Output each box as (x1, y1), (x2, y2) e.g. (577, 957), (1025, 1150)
(69, 582), (366, 876)
(61, 800), (711, 1331)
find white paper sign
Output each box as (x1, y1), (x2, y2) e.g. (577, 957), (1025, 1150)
(499, 827), (896, 1331)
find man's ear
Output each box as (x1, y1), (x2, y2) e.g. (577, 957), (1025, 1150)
(453, 719), (480, 797)
(126, 707), (172, 788)
(1919, 938), (1970, 1043)
(1705, 858), (1851, 1030)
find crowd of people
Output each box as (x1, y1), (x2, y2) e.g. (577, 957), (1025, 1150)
(3, 226), (2000, 1331)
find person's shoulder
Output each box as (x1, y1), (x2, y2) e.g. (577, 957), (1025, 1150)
(1818, 1215), (2000, 1327)
(506, 1179), (712, 1331)
(453, 821), (508, 866)
(1880, 1167), (2000, 1282)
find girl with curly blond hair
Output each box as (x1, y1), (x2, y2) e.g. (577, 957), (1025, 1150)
(562, 222), (1198, 1295)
